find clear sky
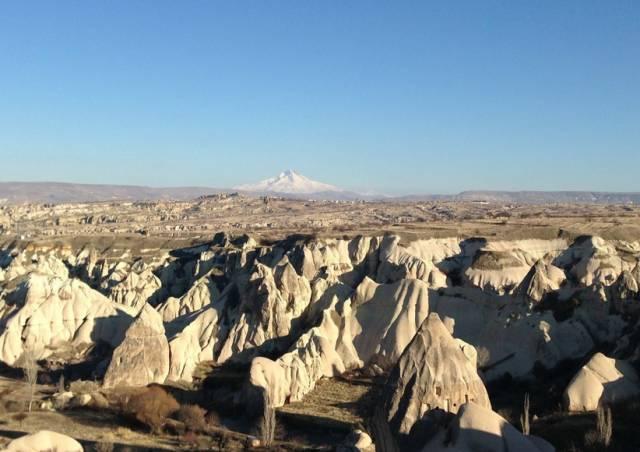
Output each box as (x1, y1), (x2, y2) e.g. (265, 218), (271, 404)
(0, 1), (638, 195)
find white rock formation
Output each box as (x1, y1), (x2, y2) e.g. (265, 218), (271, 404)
(376, 235), (450, 287)
(464, 239), (567, 295)
(554, 236), (632, 287)
(430, 289), (596, 380)
(0, 274), (135, 366)
(386, 313), (491, 436)
(101, 264), (162, 312)
(2, 252), (69, 281)
(157, 271), (221, 322)
(248, 277), (431, 406)
(421, 403), (555, 452)
(103, 303), (170, 388)
(168, 261), (313, 381)
(564, 352), (640, 411)
(167, 305), (224, 381)
(2, 430), (83, 452)
(517, 259), (566, 303)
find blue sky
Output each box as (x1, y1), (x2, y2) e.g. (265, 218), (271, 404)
(0, 1), (638, 194)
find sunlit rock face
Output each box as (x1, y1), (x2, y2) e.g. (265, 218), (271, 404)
(0, 273), (134, 366)
(563, 352), (640, 412)
(0, 232), (636, 418)
(103, 303), (170, 388)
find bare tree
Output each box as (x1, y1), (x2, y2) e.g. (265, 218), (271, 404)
(57, 374), (65, 394)
(22, 346), (39, 412)
(520, 392), (530, 436)
(596, 404), (613, 447)
(259, 390), (275, 447)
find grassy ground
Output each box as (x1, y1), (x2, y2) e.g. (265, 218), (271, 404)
(0, 376), (329, 451)
(277, 376), (381, 432)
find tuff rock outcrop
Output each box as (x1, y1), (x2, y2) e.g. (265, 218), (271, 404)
(420, 403), (554, 452)
(0, 273), (134, 366)
(563, 352), (640, 411)
(248, 277), (432, 406)
(2, 430), (83, 452)
(0, 233), (637, 426)
(157, 270), (221, 322)
(386, 313), (491, 437)
(103, 303), (170, 388)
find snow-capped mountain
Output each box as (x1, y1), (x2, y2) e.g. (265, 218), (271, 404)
(235, 170), (344, 195)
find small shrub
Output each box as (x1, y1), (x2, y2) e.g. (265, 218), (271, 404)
(125, 386), (179, 433)
(11, 412), (27, 426)
(205, 409), (221, 426)
(89, 391), (110, 410)
(216, 429), (230, 450)
(181, 430), (198, 446)
(93, 442), (114, 452)
(176, 404), (207, 432)
(584, 430), (599, 449)
(115, 427), (135, 439)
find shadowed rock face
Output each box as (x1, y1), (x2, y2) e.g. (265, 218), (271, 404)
(420, 402), (554, 452)
(103, 303), (170, 388)
(386, 313), (491, 437)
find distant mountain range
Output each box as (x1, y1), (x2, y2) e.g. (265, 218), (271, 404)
(0, 173), (638, 205)
(0, 182), (224, 204)
(396, 191), (640, 204)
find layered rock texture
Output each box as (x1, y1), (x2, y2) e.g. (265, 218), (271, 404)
(103, 303), (170, 388)
(386, 313), (491, 437)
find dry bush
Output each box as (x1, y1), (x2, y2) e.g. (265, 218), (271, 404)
(93, 442), (114, 452)
(125, 386), (179, 433)
(176, 404), (207, 432)
(215, 429), (230, 451)
(0, 388), (12, 412)
(181, 430), (198, 446)
(205, 409), (221, 426)
(11, 412), (27, 426)
(115, 426), (135, 439)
